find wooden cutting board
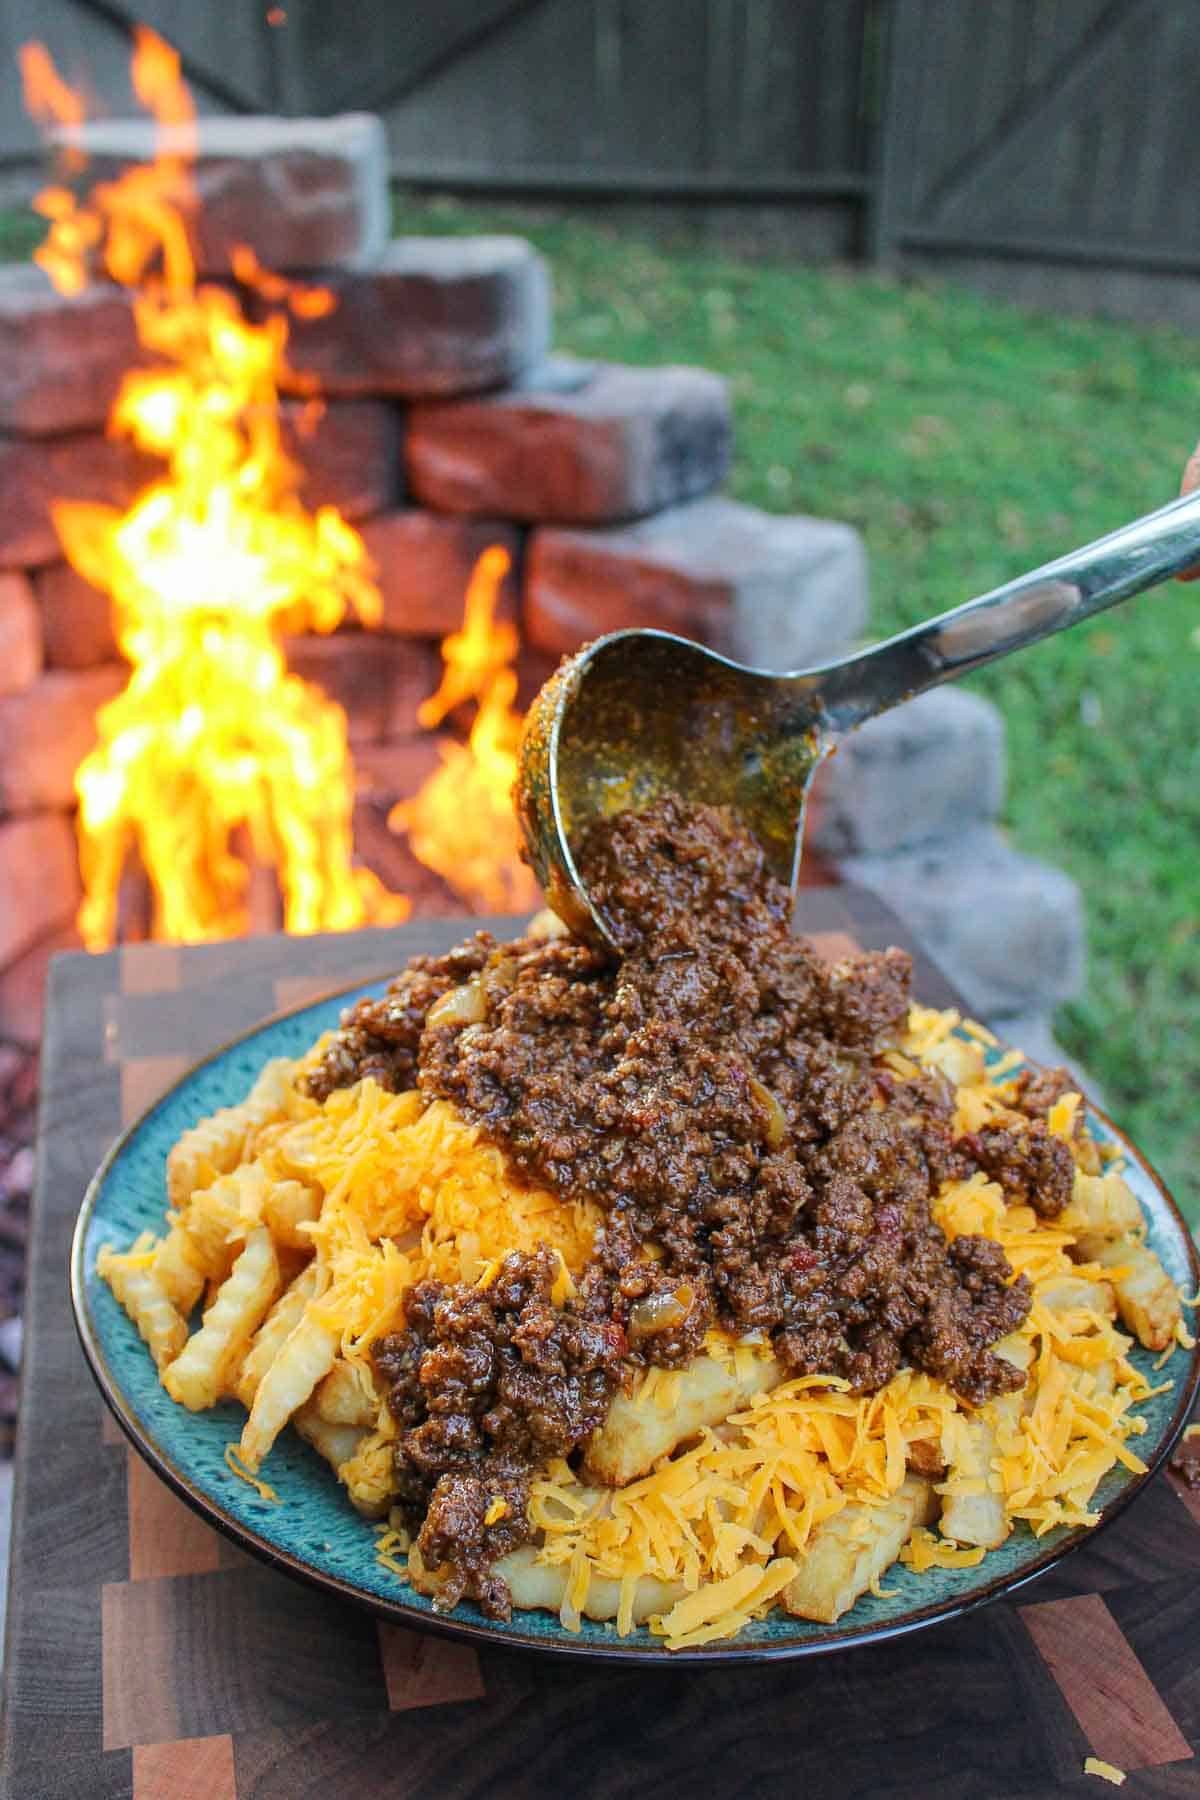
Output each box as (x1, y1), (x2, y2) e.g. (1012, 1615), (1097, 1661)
(3, 895), (1197, 1799)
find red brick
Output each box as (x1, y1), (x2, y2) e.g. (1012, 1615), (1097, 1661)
(283, 399), (402, 522)
(0, 922), (81, 1042)
(0, 814), (81, 967)
(524, 498), (868, 669)
(0, 434), (151, 571)
(58, 113), (388, 276)
(407, 357), (730, 523)
(0, 572), (42, 693)
(34, 564), (118, 669)
(276, 236), (550, 399)
(285, 632), (440, 745)
(350, 796), (466, 918)
(0, 267), (140, 437)
(354, 736), (446, 803)
(359, 511), (521, 638)
(0, 664), (124, 812)
(515, 644), (560, 711)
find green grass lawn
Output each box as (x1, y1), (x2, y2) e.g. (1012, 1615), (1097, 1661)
(396, 198), (1199, 1222)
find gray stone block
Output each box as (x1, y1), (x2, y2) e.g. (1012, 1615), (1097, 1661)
(58, 113), (389, 275)
(837, 825), (1085, 1020)
(810, 688), (1006, 856)
(525, 498), (868, 667)
(0, 267), (139, 437)
(275, 236), (551, 399)
(406, 356), (731, 523)
(359, 511), (521, 639)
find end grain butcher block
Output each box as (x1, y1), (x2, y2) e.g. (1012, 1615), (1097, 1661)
(2, 895), (1197, 1799)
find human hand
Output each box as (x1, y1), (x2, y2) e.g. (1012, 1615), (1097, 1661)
(1180, 439), (1200, 580)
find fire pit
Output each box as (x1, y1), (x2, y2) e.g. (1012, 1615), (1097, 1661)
(1, 28), (868, 1011)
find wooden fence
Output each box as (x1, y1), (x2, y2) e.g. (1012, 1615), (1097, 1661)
(2, 0), (1198, 323)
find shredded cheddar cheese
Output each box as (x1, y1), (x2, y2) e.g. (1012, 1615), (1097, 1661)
(374, 1520), (412, 1579)
(264, 1085), (601, 1367)
(904, 1004), (961, 1055)
(901, 1529), (986, 1572)
(1083, 1757), (1126, 1786)
(224, 1442), (279, 1503)
(1047, 1092), (1082, 1140)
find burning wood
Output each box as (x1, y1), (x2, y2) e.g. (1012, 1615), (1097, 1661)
(20, 29), (408, 946)
(389, 547), (539, 915)
(21, 28), (544, 944)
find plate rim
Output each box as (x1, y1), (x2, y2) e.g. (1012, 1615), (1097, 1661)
(70, 976), (1200, 1665)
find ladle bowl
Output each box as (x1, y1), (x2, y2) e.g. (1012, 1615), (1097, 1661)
(517, 486), (1200, 948)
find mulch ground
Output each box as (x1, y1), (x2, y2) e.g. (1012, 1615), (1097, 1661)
(0, 1041), (36, 1460)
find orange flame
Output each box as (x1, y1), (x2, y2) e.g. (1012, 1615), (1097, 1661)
(22, 30), (408, 946)
(416, 545), (520, 729)
(391, 548), (540, 914)
(18, 42), (86, 174)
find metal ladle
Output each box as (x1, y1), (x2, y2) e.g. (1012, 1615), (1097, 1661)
(517, 486), (1200, 948)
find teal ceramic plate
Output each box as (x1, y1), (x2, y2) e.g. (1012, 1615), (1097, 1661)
(71, 983), (1200, 1662)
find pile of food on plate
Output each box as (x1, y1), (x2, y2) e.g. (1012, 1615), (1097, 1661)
(99, 795), (1191, 1649)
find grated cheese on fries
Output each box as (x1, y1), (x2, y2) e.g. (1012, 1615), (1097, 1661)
(97, 1004), (1189, 1651)
(1083, 1757), (1126, 1785)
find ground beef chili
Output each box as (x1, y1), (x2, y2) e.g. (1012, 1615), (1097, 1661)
(373, 1247), (623, 1618)
(307, 795), (1038, 1616)
(306, 935), (494, 1102)
(416, 796), (1030, 1401)
(956, 1120), (1075, 1219)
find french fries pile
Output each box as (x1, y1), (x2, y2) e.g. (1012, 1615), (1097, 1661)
(98, 1006), (1191, 1650)
(100, 1055), (380, 1506)
(98, 1050), (598, 1519)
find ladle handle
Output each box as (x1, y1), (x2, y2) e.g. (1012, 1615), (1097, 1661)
(811, 485), (1200, 733)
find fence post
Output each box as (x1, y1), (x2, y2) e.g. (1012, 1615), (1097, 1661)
(864, 0), (906, 265)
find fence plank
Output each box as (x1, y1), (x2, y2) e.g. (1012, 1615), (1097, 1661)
(0, 0), (254, 171)
(78, 0), (275, 111)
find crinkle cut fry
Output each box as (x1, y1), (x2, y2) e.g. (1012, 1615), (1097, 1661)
(234, 1263), (319, 1408)
(240, 1311), (340, 1471)
(97, 1237), (188, 1372)
(1079, 1236), (1181, 1351)
(163, 1226), (280, 1411)
(784, 1475), (937, 1624)
(582, 1344), (782, 1487)
(166, 1056), (295, 1209)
